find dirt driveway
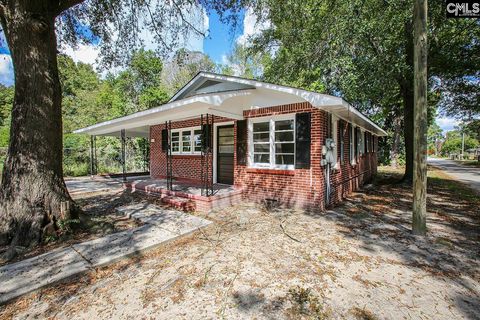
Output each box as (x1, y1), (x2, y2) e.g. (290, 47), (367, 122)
(1, 167), (479, 319)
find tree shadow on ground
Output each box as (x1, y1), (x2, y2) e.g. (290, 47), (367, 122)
(306, 168), (480, 319)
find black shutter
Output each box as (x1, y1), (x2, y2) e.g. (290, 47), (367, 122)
(161, 129), (168, 152)
(201, 123), (212, 151)
(364, 131), (368, 152)
(236, 120), (247, 165)
(295, 112), (311, 169)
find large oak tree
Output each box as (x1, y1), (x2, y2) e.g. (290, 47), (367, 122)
(0, 0), (215, 259)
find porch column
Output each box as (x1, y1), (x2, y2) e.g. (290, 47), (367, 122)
(121, 129), (126, 182)
(89, 135), (96, 176)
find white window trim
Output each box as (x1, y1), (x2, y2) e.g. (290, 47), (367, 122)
(171, 126), (202, 155)
(332, 116), (340, 170)
(248, 114), (296, 170)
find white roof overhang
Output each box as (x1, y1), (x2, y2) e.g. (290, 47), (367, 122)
(74, 72), (387, 137)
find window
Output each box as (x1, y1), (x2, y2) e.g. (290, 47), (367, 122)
(339, 121), (345, 163)
(354, 127), (359, 159)
(250, 116), (295, 169)
(181, 130), (191, 152)
(332, 116), (339, 168)
(193, 129), (202, 152)
(365, 131), (368, 153)
(171, 132), (180, 153)
(274, 119), (295, 165)
(171, 127), (202, 154)
(349, 124), (355, 164)
(358, 129), (364, 155)
(253, 121), (270, 164)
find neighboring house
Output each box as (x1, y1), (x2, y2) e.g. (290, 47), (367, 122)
(75, 72), (387, 211)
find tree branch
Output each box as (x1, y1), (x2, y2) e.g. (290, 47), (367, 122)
(171, 0), (206, 37)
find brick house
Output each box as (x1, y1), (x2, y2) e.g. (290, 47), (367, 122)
(75, 72), (386, 212)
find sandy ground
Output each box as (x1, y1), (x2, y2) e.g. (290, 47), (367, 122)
(1, 167), (479, 319)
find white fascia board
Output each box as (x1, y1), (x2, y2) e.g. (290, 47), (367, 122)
(198, 73), (385, 135)
(74, 91), (252, 136)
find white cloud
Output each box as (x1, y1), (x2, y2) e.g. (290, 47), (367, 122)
(63, 44), (100, 67)
(236, 8), (270, 46)
(62, 2), (208, 74)
(0, 54), (14, 87)
(437, 116), (460, 132)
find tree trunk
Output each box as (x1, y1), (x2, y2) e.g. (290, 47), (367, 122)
(0, 2), (78, 257)
(402, 82), (414, 183)
(401, 20), (415, 184)
(412, 0), (428, 235)
(390, 112), (403, 168)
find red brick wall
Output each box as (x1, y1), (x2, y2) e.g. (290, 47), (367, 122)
(234, 102), (327, 210)
(149, 116), (230, 182)
(329, 120), (378, 205)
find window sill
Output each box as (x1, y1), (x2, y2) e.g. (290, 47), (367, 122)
(172, 154), (202, 159)
(246, 168), (296, 175)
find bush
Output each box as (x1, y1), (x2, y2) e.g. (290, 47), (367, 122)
(64, 162), (89, 177)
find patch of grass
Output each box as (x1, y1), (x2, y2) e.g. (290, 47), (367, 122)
(455, 160), (480, 168)
(428, 168), (480, 203)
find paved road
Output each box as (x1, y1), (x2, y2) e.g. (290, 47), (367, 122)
(428, 158), (480, 194)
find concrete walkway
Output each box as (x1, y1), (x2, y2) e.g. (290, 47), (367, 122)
(0, 205), (211, 304)
(428, 157), (480, 194)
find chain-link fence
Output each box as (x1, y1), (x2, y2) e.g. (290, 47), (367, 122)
(0, 139), (149, 177)
(64, 139), (149, 176)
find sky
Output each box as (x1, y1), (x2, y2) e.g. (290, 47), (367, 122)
(0, 6), (461, 133)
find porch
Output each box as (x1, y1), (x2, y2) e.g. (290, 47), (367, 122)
(124, 177), (244, 212)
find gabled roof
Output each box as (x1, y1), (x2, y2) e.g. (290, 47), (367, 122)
(74, 72), (387, 137)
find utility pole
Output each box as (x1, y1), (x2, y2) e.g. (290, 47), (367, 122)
(413, 0), (428, 235)
(461, 132), (465, 160)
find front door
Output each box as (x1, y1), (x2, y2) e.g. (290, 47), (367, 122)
(217, 125), (234, 185)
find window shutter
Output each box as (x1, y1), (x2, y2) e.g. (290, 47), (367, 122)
(201, 123), (212, 151)
(161, 129), (168, 152)
(236, 120), (248, 165)
(295, 112), (311, 169)
(364, 132), (368, 152)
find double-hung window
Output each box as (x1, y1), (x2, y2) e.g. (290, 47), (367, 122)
(339, 121), (345, 163)
(171, 127), (202, 154)
(250, 116), (295, 169)
(181, 130), (192, 153)
(349, 124), (355, 164)
(171, 132), (180, 153)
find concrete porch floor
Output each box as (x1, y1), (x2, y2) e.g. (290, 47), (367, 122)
(65, 175), (236, 198)
(126, 177), (236, 197)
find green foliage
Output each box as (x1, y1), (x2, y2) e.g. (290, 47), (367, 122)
(246, 0), (479, 166)
(0, 126), (9, 148)
(441, 131), (479, 156)
(58, 218), (81, 234)
(0, 85), (13, 127)
(0, 85), (13, 148)
(220, 43), (264, 79)
(428, 121), (443, 154)
(162, 49), (217, 94)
